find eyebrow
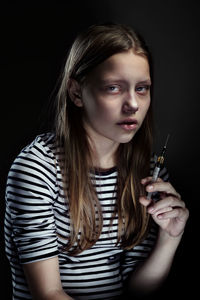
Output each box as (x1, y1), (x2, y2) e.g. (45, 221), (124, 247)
(99, 78), (151, 85)
(136, 79), (152, 85)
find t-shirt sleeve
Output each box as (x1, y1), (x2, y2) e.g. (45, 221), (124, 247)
(5, 136), (59, 264)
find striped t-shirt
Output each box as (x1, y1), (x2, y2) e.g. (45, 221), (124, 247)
(4, 133), (169, 300)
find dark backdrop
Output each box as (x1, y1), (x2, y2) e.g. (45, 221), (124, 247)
(1, 1), (199, 299)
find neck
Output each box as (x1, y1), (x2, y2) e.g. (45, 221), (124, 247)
(83, 121), (120, 169)
(93, 143), (118, 169)
(88, 135), (119, 170)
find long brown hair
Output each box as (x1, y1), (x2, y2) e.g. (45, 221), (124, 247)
(55, 23), (153, 255)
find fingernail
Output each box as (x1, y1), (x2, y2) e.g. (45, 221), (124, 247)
(148, 207), (154, 213)
(148, 185), (153, 190)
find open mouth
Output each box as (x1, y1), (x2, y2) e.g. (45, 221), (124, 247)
(117, 119), (138, 130)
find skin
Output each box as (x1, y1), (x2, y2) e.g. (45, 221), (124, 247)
(23, 50), (189, 299)
(140, 177), (188, 238)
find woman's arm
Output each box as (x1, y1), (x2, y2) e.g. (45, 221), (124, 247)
(128, 177), (189, 295)
(128, 229), (182, 294)
(23, 256), (73, 300)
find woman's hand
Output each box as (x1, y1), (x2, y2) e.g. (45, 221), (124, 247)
(139, 177), (189, 238)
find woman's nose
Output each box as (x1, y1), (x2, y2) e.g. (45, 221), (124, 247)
(122, 92), (139, 114)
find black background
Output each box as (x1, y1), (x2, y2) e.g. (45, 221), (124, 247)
(1, 1), (199, 299)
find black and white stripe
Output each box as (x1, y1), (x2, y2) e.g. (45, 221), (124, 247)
(4, 133), (168, 300)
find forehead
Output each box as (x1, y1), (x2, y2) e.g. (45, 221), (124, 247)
(86, 50), (150, 83)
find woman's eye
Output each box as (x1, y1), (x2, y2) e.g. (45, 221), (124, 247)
(136, 85), (150, 95)
(106, 85), (120, 93)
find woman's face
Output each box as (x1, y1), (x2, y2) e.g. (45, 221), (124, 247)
(79, 50), (151, 147)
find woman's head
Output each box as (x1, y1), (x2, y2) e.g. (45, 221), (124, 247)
(56, 23), (153, 142)
(69, 50), (151, 151)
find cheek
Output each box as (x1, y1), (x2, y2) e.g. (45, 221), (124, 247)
(142, 99), (151, 115)
(82, 91), (97, 117)
(83, 92), (113, 120)
(82, 95), (108, 123)
(93, 104), (113, 123)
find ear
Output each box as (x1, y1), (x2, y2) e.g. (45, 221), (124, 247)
(68, 79), (83, 107)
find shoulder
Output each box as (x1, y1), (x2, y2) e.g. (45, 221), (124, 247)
(21, 132), (56, 160)
(13, 132), (58, 166)
(8, 132), (61, 185)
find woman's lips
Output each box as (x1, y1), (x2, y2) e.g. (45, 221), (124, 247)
(117, 118), (138, 131)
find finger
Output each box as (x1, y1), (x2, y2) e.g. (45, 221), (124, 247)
(156, 207), (189, 221)
(148, 196), (185, 214)
(146, 181), (180, 198)
(148, 206), (173, 216)
(141, 177), (163, 185)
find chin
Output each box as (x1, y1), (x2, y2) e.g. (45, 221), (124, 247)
(117, 133), (136, 144)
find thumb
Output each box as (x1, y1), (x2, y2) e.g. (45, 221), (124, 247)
(139, 196), (152, 207)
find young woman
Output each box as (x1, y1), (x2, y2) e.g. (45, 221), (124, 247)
(4, 23), (189, 300)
